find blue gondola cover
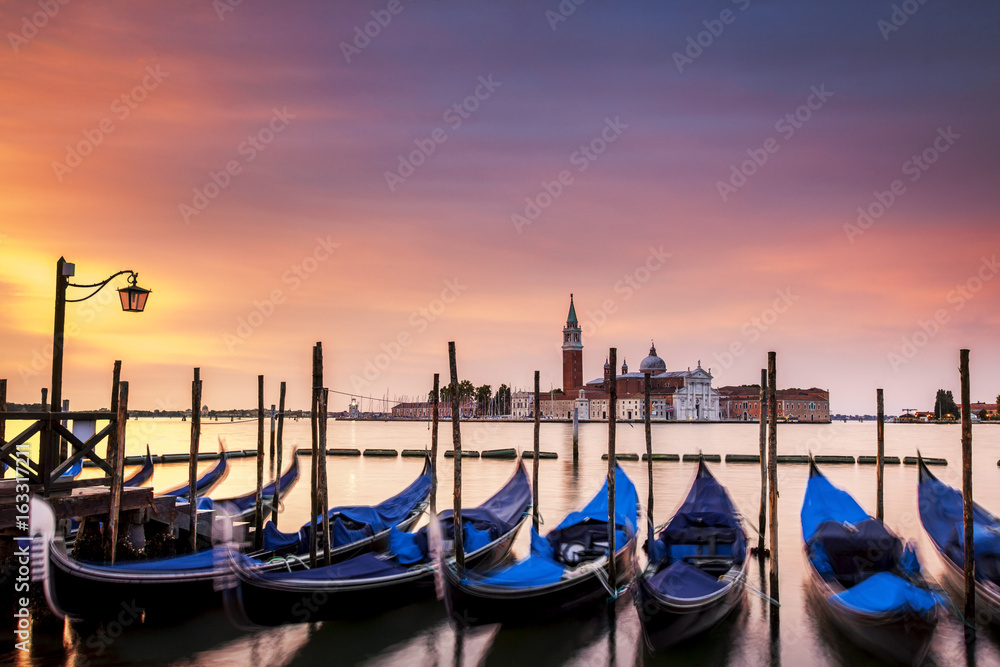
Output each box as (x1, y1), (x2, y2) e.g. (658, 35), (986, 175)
(830, 571), (943, 615)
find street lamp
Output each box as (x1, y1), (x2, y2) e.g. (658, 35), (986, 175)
(49, 256), (151, 415)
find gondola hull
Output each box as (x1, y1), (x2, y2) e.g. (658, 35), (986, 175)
(806, 567), (938, 666)
(633, 558), (748, 650)
(443, 540), (636, 627)
(231, 513), (528, 626)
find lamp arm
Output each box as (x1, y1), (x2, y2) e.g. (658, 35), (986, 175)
(65, 270), (138, 303)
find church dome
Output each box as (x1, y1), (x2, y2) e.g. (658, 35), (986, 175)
(639, 343), (666, 374)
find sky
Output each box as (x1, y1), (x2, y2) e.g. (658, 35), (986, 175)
(1, 0), (998, 415)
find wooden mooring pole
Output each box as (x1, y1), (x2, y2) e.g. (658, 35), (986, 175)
(533, 370), (541, 532)
(758, 369), (767, 555)
(0, 379), (6, 479)
(253, 375), (265, 550)
(644, 373), (654, 560)
(961, 349), (975, 638)
(309, 349), (319, 568)
(573, 407), (579, 462)
(431, 373), (439, 515)
(876, 388), (885, 522)
(767, 352), (779, 600)
(449, 342), (465, 571)
(189, 368), (201, 553)
(269, 403), (276, 474)
(272, 381), (286, 526)
(105, 381), (128, 563)
(607, 348), (617, 590)
(319, 387), (331, 566)
(107, 361), (121, 475)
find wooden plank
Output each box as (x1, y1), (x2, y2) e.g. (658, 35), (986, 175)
(533, 370), (540, 533)
(767, 351), (779, 600)
(363, 449), (398, 457)
(189, 368), (201, 553)
(607, 348), (617, 590)
(272, 381), (286, 527)
(430, 373), (439, 515)
(642, 453), (679, 462)
(759, 369), (768, 554)
(877, 388), (885, 522)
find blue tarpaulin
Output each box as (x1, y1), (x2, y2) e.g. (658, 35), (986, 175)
(919, 467), (1000, 582)
(95, 547), (227, 572)
(386, 462), (531, 563)
(263, 458), (432, 554)
(801, 472), (871, 543)
(830, 571), (943, 615)
(648, 560), (726, 599)
(463, 466), (638, 590)
(256, 552), (411, 582)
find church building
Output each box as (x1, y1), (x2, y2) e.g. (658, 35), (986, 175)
(513, 295), (721, 421)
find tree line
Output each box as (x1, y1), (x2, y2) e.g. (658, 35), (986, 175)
(428, 381), (512, 416)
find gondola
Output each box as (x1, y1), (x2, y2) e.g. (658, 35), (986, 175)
(201, 456), (300, 523)
(31, 496), (232, 621)
(123, 445), (155, 488)
(159, 445), (229, 499)
(917, 453), (1000, 619)
(256, 456), (433, 562)
(802, 459), (945, 665)
(442, 464), (638, 626)
(633, 457), (748, 650)
(225, 460), (532, 627)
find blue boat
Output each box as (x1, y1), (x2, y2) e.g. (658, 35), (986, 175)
(257, 456), (432, 562)
(802, 460), (945, 665)
(198, 456), (300, 523)
(160, 446), (229, 499)
(633, 457), (748, 650)
(442, 464), (638, 626)
(917, 454), (1000, 620)
(123, 445), (155, 488)
(226, 460), (532, 627)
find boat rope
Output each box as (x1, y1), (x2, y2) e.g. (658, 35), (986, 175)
(591, 561), (630, 601)
(723, 571), (780, 607)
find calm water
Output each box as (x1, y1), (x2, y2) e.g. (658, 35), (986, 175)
(8, 419), (1000, 666)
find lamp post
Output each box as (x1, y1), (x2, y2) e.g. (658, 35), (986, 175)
(48, 257), (150, 468)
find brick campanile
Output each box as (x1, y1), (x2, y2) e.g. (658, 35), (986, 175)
(562, 294), (583, 391)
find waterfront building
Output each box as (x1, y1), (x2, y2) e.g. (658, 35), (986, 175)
(717, 385), (830, 422)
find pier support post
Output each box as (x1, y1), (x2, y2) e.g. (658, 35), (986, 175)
(431, 373), (439, 515)
(876, 388), (885, 522)
(449, 342), (465, 571)
(758, 369), (767, 554)
(272, 382), (286, 526)
(767, 352), (779, 600)
(644, 373), (654, 560)
(253, 375), (265, 550)
(313, 343), (331, 566)
(607, 348), (617, 590)
(309, 348), (319, 568)
(105, 381), (128, 563)
(189, 368), (201, 553)
(533, 371), (540, 532)
(961, 349), (975, 639)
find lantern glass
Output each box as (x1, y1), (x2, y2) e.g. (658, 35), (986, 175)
(118, 286), (151, 312)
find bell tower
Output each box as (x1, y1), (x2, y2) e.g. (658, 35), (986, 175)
(562, 294), (583, 391)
